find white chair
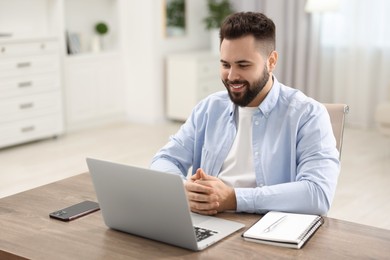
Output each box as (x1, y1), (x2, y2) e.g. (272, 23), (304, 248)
(323, 103), (349, 159)
(375, 103), (390, 136)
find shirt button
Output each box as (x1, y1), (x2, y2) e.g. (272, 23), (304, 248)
(259, 183), (264, 187)
(254, 121), (259, 125)
(254, 152), (259, 156)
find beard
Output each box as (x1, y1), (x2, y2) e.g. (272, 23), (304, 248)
(223, 65), (270, 107)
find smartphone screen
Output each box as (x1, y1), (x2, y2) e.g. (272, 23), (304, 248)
(49, 200), (100, 221)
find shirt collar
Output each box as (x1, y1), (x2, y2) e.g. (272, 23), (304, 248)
(259, 76), (280, 118)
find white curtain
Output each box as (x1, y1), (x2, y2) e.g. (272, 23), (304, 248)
(317, 0), (390, 128)
(262, 0), (312, 92)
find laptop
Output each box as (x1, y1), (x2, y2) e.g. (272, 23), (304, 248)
(86, 157), (245, 251)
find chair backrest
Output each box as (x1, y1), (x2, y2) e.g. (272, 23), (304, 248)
(323, 103), (349, 159)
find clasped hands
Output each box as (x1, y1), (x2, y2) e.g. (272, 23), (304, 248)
(184, 168), (236, 215)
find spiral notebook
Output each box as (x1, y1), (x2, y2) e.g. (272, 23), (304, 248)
(242, 211), (323, 249)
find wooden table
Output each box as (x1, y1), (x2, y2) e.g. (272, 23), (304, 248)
(0, 173), (389, 259)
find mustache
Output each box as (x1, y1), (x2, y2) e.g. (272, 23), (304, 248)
(223, 80), (249, 85)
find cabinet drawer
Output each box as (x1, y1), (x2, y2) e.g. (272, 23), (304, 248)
(0, 114), (63, 149)
(0, 92), (62, 123)
(0, 73), (60, 99)
(0, 55), (60, 78)
(0, 40), (59, 57)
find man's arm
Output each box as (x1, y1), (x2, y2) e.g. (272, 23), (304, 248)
(235, 181), (333, 215)
(150, 115), (197, 178)
(186, 161), (337, 216)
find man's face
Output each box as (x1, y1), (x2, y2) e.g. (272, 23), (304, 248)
(220, 35), (272, 107)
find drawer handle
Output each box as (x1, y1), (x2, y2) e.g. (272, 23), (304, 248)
(19, 102), (34, 109)
(1, 47), (5, 53)
(21, 126), (35, 133)
(17, 62), (31, 68)
(18, 81), (33, 88)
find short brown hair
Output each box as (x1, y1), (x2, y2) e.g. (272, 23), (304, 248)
(220, 12), (276, 56)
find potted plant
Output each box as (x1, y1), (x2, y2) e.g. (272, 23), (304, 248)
(95, 22), (109, 36)
(166, 0), (186, 37)
(203, 0), (234, 53)
(91, 21), (109, 52)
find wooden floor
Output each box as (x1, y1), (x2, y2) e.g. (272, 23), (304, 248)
(1, 121), (389, 230)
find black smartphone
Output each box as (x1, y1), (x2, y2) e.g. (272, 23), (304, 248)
(49, 200), (100, 221)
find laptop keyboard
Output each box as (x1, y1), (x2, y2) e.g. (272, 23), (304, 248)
(194, 226), (218, 242)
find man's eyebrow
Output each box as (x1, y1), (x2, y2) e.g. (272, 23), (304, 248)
(220, 59), (251, 64)
(235, 60), (251, 64)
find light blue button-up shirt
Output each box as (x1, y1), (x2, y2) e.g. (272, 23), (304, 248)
(151, 77), (340, 215)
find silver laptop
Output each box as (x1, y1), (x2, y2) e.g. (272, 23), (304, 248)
(86, 157), (245, 251)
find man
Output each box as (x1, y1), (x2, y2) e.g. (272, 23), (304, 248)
(151, 12), (339, 216)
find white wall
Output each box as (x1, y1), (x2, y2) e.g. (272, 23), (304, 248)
(122, 0), (210, 123)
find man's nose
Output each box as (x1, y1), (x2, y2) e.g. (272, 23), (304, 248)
(227, 68), (240, 81)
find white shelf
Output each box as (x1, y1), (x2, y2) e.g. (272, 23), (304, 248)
(64, 0), (120, 55)
(0, 36), (59, 44)
(64, 50), (121, 61)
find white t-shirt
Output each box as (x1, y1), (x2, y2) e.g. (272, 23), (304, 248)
(218, 106), (257, 188)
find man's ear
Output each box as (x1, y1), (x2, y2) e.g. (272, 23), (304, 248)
(267, 51), (278, 72)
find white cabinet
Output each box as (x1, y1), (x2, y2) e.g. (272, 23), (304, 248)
(166, 51), (223, 121)
(1, 0), (127, 135)
(0, 0), (63, 148)
(0, 38), (63, 148)
(0, 0), (127, 143)
(64, 52), (125, 129)
(63, 0), (126, 131)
